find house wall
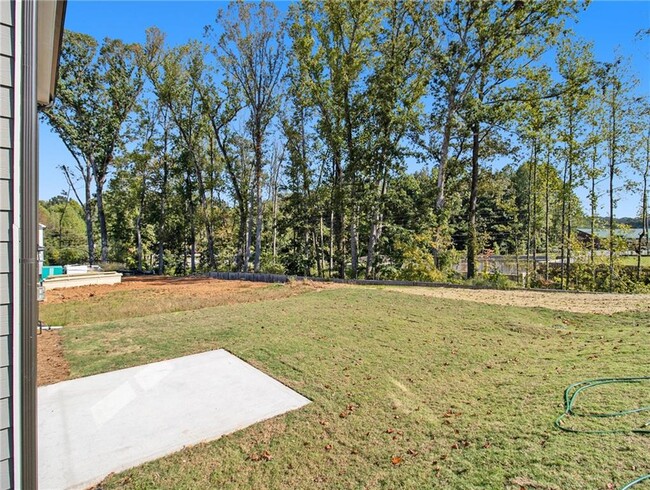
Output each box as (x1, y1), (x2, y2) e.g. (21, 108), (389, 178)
(0, 0), (16, 487)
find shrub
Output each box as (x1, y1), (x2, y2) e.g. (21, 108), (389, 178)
(471, 270), (517, 290)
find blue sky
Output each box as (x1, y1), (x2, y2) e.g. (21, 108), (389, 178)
(39, 0), (650, 218)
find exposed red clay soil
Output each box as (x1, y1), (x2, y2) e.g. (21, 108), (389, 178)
(37, 330), (70, 386)
(42, 275), (273, 305)
(38, 276), (338, 385)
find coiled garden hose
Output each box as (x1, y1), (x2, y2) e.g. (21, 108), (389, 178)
(555, 377), (650, 489)
(620, 474), (650, 490)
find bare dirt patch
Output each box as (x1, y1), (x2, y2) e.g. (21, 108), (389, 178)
(43, 275), (270, 305)
(40, 276), (341, 327)
(37, 330), (70, 386)
(383, 286), (650, 314)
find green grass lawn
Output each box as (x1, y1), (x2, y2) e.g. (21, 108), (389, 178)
(41, 285), (649, 489)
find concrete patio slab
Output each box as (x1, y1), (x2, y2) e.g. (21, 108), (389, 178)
(38, 349), (310, 490)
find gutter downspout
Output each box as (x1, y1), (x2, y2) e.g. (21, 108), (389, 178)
(21, 0), (39, 487)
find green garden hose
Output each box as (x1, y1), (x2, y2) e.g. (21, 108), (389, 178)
(555, 377), (650, 489)
(620, 474), (650, 490)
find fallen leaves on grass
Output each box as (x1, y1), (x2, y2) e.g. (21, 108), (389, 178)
(442, 409), (462, 418)
(391, 456), (402, 465)
(248, 450), (272, 462)
(339, 403), (358, 418)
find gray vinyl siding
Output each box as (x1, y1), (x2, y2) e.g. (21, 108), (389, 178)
(0, 1), (13, 488)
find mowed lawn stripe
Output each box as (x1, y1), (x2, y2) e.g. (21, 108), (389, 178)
(58, 287), (649, 489)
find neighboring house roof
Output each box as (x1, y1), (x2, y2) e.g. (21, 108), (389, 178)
(576, 228), (645, 240)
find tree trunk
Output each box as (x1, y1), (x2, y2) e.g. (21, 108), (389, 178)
(95, 177), (109, 263)
(467, 121), (480, 279)
(135, 221), (143, 272)
(63, 163), (94, 265)
(158, 154), (168, 275)
(272, 178), (278, 263)
(349, 218), (358, 279)
(237, 201), (247, 271)
(332, 150), (345, 278)
(515, 243), (520, 284)
(244, 179), (255, 271)
(366, 168), (389, 279)
(526, 158), (533, 288)
(157, 115), (170, 275)
(190, 226), (196, 273)
(559, 159), (568, 290)
(637, 127), (649, 280)
(366, 221), (377, 279)
(253, 125), (264, 273)
(565, 115), (574, 290)
(135, 172), (146, 272)
(545, 157), (550, 282)
(608, 93), (616, 292)
(89, 153), (110, 263)
(436, 95), (455, 211)
(590, 143), (597, 288)
(304, 230), (310, 276)
(313, 230), (322, 277)
(329, 209), (334, 278)
(84, 177), (95, 266)
(193, 164), (216, 270)
(343, 89), (357, 279)
(212, 122), (246, 272)
(531, 140), (538, 282)
(319, 215), (325, 278)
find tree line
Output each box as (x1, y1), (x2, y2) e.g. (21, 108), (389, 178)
(41, 0), (650, 292)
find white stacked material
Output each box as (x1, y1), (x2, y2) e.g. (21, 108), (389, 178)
(64, 265), (88, 275)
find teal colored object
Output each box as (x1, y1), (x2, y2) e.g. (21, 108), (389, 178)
(42, 266), (64, 279)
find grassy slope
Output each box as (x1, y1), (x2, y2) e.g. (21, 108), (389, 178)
(39, 283), (307, 326)
(55, 287), (649, 489)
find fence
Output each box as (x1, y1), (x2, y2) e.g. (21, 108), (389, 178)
(207, 271), (593, 293)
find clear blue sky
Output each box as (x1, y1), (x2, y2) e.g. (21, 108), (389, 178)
(39, 0), (650, 219)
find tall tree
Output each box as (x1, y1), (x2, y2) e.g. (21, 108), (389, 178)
(289, 0), (379, 277)
(362, 0), (428, 279)
(139, 31), (220, 269)
(595, 56), (636, 291)
(43, 31), (143, 263)
(556, 38), (593, 289)
(428, 0), (579, 215)
(213, 0), (286, 273)
(451, 4), (571, 279)
(629, 98), (650, 279)
(516, 68), (558, 285)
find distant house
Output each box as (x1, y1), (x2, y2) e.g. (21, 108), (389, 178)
(576, 228), (646, 251)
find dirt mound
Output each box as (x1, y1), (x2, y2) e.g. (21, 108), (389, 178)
(384, 286), (650, 314)
(43, 275), (268, 305)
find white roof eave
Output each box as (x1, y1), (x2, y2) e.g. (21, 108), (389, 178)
(36, 0), (66, 107)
